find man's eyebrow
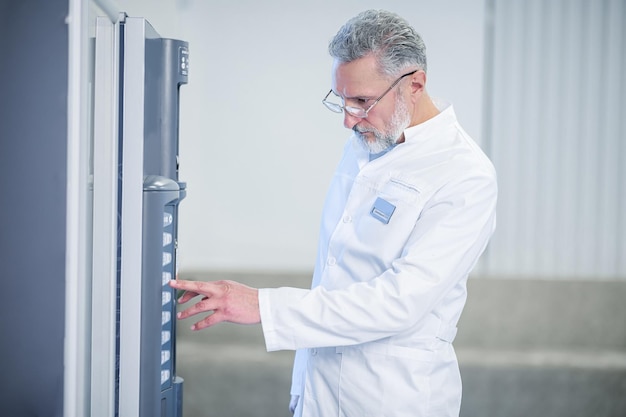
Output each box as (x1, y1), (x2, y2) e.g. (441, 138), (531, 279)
(331, 90), (374, 101)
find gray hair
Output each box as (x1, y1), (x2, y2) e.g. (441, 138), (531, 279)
(328, 9), (427, 78)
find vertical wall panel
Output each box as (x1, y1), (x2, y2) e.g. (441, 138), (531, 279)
(483, 0), (625, 279)
(0, 0), (68, 415)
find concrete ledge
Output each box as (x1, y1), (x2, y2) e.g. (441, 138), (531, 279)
(457, 348), (626, 369)
(460, 364), (626, 417)
(457, 277), (626, 417)
(457, 277), (626, 350)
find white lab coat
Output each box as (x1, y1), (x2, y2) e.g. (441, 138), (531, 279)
(259, 101), (497, 417)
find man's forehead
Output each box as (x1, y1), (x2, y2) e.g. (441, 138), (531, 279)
(331, 57), (387, 97)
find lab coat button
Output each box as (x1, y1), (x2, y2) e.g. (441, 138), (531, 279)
(342, 215), (352, 223)
(327, 257), (336, 266)
(311, 349), (317, 356)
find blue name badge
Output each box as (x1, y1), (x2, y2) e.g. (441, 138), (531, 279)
(370, 197), (396, 224)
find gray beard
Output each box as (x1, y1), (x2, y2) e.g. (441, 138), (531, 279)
(354, 95), (411, 154)
(355, 133), (396, 154)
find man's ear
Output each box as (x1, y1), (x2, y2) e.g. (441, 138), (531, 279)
(410, 70), (427, 95)
(405, 70), (427, 106)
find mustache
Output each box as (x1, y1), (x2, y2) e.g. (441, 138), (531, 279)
(353, 125), (375, 134)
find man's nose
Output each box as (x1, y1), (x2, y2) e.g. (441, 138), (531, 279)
(343, 112), (361, 129)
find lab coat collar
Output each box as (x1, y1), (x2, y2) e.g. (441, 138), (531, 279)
(402, 98), (455, 145)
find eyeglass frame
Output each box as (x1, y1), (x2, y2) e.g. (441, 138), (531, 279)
(322, 69), (418, 118)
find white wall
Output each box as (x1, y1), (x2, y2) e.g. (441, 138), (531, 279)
(481, 0), (626, 279)
(118, 0), (486, 273)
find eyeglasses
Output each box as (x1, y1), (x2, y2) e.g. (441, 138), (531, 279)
(322, 70), (418, 118)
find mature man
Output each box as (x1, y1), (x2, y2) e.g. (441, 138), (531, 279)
(171, 9), (497, 417)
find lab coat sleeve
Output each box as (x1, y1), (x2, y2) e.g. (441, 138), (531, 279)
(259, 169), (497, 352)
(259, 286), (310, 351)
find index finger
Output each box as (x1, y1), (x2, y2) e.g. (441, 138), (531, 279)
(169, 279), (200, 292)
(169, 279), (218, 297)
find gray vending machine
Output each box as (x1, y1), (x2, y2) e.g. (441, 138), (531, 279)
(92, 14), (189, 417)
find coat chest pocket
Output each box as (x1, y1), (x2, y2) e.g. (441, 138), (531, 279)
(353, 178), (423, 249)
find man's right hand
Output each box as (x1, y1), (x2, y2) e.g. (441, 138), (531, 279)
(289, 395), (300, 414)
